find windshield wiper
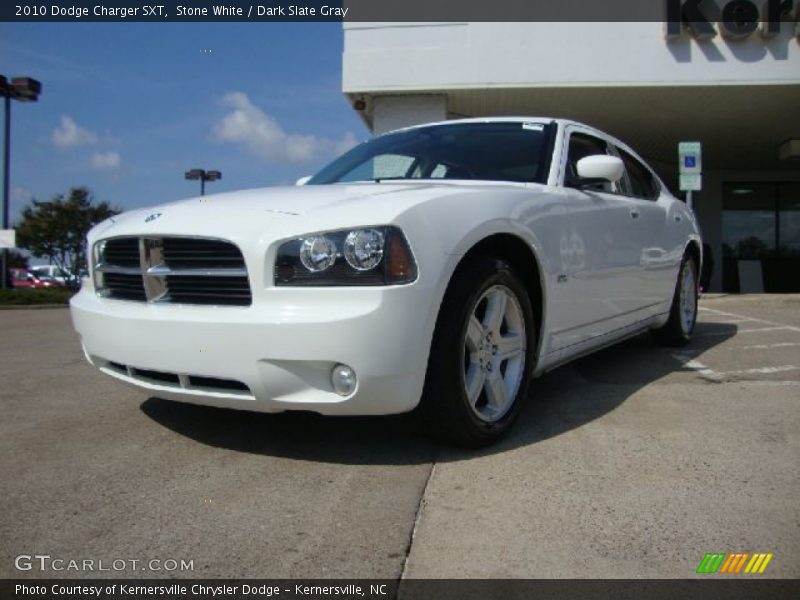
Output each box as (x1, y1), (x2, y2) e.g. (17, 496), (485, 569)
(372, 176), (410, 183)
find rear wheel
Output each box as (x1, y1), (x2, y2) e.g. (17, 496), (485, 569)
(653, 253), (698, 346)
(420, 257), (536, 447)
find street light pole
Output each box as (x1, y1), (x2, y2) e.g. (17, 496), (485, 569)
(185, 168), (221, 196)
(2, 93), (10, 289)
(1, 75), (41, 290)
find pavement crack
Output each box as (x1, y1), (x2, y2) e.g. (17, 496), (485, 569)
(398, 461), (436, 583)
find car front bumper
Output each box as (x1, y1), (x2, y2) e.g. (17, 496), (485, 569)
(69, 282), (435, 416)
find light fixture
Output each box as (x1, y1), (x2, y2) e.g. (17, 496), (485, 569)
(10, 77), (42, 101)
(184, 168), (222, 195)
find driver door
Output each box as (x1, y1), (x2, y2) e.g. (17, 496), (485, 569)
(548, 128), (644, 352)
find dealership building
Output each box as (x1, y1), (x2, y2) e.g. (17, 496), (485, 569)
(341, 20), (800, 293)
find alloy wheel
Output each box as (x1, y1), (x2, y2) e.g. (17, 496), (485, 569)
(462, 285), (527, 422)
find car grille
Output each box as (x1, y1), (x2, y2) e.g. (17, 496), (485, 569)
(103, 236), (140, 267)
(95, 236), (251, 306)
(101, 272), (147, 302)
(103, 360), (253, 397)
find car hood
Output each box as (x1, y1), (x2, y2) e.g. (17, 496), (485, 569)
(89, 181), (536, 241)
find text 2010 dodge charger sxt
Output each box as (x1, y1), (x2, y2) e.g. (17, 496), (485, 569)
(71, 118), (701, 445)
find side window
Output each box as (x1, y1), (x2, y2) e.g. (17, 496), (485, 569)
(618, 149), (659, 200)
(430, 164), (447, 178)
(566, 133), (617, 193)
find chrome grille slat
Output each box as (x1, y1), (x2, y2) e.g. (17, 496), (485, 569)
(96, 236), (252, 306)
(96, 265), (143, 275)
(147, 266), (247, 277)
(164, 283), (250, 289)
(167, 289), (251, 295)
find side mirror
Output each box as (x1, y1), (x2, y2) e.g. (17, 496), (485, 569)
(295, 176), (312, 186)
(575, 155), (624, 185)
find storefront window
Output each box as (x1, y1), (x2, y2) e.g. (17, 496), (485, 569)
(722, 182), (800, 293)
(722, 183), (776, 259)
(778, 183), (800, 257)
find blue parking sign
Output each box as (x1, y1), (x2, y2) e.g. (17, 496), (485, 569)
(678, 141), (702, 176)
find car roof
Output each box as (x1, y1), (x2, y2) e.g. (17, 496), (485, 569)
(383, 116), (580, 135)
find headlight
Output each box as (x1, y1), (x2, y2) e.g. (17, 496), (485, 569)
(274, 226), (417, 286)
(344, 228), (384, 271)
(299, 235), (337, 272)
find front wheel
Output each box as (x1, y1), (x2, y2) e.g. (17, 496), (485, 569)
(653, 253), (698, 346)
(420, 257), (536, 447)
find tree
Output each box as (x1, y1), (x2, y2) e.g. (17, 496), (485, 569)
(6, 249), (29, 269)
(16, 187), (119, 281)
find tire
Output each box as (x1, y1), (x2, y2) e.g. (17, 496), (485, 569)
(653, 253), (699, 347)
(419, 256), (536, 447)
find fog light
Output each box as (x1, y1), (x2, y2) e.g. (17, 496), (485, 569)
(331, 364), (357, 396)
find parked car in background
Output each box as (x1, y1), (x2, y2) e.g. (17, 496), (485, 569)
(10, 268), (62, 289)
(71, 117), (702, 446)
(30, 265), (72, 286)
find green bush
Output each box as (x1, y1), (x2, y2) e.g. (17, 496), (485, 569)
(0, 287), (75, 306)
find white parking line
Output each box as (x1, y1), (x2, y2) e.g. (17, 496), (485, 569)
(710, 319), (757, 324)
(672, 353), (717, 378)
(718, 365), (799, 377)
(671, 353), (798, 381)
(695, 326), (793, 338)
(699, 307), (800, 333)
(736, 326), (796, 333)
(675, 306), (800, 381)
(723, 342), (800, 351)
(698, 317), (759, 324)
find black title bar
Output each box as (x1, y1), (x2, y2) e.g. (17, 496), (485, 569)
(3, 579), (800, 600)
(3, 0), (685, 23)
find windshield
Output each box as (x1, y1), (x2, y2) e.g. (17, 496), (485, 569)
(308, 121), (554, 185)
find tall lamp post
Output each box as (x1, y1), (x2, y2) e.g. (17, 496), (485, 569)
(185, 168), (221, 196)
(1, 75), (42, 290)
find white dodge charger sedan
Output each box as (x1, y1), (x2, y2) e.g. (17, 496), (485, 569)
(71, 118), (702, 445)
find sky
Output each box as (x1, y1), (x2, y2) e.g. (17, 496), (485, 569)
(0, 22), (368, 224)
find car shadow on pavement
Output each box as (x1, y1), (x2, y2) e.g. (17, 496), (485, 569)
(141, 320), (737, 465)
(140, 398), (437, 465)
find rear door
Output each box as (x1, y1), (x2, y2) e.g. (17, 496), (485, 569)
(613, 145), (674, 309)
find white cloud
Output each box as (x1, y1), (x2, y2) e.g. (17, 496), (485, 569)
(11, 186), (32, 204)
(213, 92), (358, 164)
(11, 186), (33, 219)
(333, 131), (359, 156)
(52, 115), (98, 148)
(90, 151), (121, 170)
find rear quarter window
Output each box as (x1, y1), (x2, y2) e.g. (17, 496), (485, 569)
(619, 149), (660, 200)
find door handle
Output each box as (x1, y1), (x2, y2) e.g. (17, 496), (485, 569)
(629, 208), (640, 220)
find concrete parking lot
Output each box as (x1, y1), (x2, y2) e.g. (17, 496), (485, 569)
(1, 295), (798, 579)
